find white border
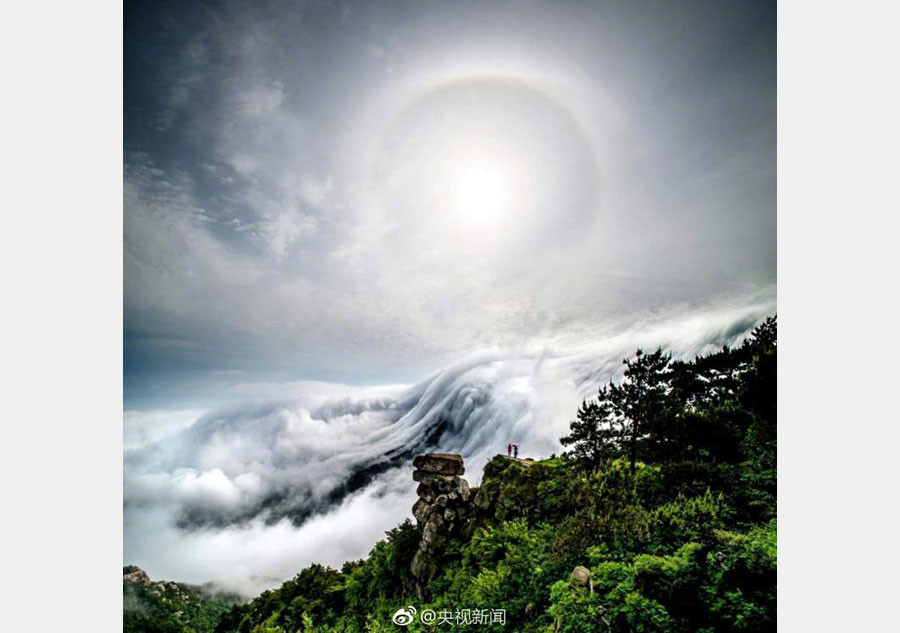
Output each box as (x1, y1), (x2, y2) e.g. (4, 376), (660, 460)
(1, 1), (121, 630)
(3, 1), (900, 631)
(779, 0), (900, 630)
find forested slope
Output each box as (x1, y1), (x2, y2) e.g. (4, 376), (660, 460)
(207, 317), (776, 632)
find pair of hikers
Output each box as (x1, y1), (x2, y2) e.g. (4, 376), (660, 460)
(506, 443), (519, 459)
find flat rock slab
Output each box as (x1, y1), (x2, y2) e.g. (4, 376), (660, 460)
(412, 471), (458, 490)
(413, 453), (465, 476)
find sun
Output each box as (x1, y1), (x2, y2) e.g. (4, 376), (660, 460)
(454, 158), (511, 230)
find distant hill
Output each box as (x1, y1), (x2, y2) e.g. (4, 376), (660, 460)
(123, 566), (243, 633)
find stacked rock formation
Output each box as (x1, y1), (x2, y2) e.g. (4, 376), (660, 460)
(409, 453), (471, 598)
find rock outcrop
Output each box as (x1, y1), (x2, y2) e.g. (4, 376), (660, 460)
(409, 453), (471, 599)
(407, 453), (546, 599)
(123, 565), (151, 586)
(470, 455), (543, 521)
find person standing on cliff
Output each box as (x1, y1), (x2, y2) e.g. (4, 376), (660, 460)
(507, 443), (512, 457)
(513, 444), (519, 459)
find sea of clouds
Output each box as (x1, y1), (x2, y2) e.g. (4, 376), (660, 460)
(123, 303), (771, 595)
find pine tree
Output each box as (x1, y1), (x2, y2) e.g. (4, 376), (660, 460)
(559, 388), (621, 470)
(607, 348), (673, 474)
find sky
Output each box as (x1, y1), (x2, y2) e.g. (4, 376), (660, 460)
(124, 0), (775, 411)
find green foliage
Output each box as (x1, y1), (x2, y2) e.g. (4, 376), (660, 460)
(703, 521), (777, 632)
(214, 564), (345, 633)
(611, 348), (675, 473)
(344, 520), (421, 613)
(547, 580), (608, 632)
(560, 396), (619, 471)
(551, 460), (653, 564)
(446, 520), (564, 630)
(650, 489), (730, 551)
(249, 612), (285, 633)
(561, 349), (676, 474)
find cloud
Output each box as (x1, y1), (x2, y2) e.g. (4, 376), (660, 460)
(259, 205), (317, 258)
(125, 467), (416, 596)
(124, 155), (263, 333)
(234, 80), (285, 120)
(124, 409), (205, 450)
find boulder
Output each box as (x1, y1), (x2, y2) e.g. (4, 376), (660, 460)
(472, 488), (492, 510)
(416, 482), (435, 503)
(420, 513), (445, 548)
(412, 498), (432, 525)
(413, 453), (465, 476)
(457, 477), (471, 501)
(570, 566), (591, 585)
(570, 566), (594, 593)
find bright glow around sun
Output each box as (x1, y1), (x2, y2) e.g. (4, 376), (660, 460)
(455, 158), (511, 229)
(366, 76), (600, 261)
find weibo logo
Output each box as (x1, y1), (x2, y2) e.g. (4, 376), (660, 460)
(392, 606), (417, 626)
